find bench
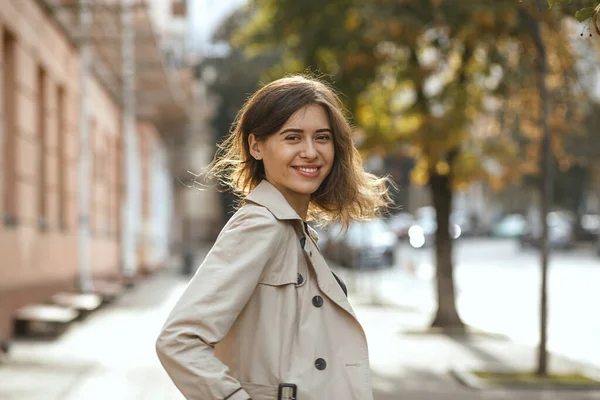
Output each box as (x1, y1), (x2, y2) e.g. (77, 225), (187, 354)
(51, 292), (102, 319)
(93, 281), (124, 303)
(0, 340), (9, 354)
(14, 304), (79, 338)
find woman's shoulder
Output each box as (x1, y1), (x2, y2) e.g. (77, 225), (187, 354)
(224, 203), (288, 235)
(232, 202), (276, 222)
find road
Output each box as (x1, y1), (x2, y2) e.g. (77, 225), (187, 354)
(335, 238), (600, 368)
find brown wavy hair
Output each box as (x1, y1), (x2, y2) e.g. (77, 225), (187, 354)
(208, 74), (393, 228)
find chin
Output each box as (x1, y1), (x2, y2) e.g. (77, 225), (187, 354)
(289, 181), (323, 195)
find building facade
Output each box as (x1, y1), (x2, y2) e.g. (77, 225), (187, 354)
(0, 0), (190, 340)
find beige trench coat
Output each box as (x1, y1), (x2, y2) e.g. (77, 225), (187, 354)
(156, 180), (373, 400)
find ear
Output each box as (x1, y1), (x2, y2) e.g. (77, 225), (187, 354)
(248, 133), (262, 160)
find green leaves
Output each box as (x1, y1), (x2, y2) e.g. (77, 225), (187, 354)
(575, 6), (596, 21)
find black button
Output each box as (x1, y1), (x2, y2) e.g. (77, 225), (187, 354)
(297, 273), (304, 285)
(312, 295), (323, 307)
(300, 237), (306, 249)
(309, 251), (313, 257)
(315, 358), (327, 370)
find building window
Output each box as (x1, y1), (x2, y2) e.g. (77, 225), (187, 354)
(37, 66), (48, 231)
(57, 85), (66, 231)
(2, 29), (18, 226)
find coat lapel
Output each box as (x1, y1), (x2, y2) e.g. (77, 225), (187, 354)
(245, 180), (358, 319)
(305, 244), (357, 318)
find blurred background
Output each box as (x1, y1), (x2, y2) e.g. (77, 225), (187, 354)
(1, 0), (600, 399)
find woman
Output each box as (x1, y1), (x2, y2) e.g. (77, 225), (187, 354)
(156, 75), (392, 400)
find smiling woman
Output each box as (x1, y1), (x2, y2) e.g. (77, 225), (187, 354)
(209, 74), (392, 228)
(247, 104), (335, 220)
(156, 75), (394, 400)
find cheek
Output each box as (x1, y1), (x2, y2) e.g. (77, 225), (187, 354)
(324, 144), (335, 166)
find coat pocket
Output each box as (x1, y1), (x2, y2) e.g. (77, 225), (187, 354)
(239, 381), (278, 400)
(258, 272), (297, 287)
(259, 248), (309, 288)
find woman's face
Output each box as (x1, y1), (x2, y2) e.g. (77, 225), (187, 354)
(250, 104), (335, 209)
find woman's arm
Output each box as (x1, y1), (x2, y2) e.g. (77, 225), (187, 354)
(156, 206), (283, 400)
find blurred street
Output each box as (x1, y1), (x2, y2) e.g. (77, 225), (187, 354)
(2, 0), (600, 398)
(2, 252), (600, 400)
(333, 238), (600, 368)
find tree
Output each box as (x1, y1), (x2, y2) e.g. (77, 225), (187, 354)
(528, 0), (553, 377)
(232, 0), (593, 333)
(352, 1), (583, 331)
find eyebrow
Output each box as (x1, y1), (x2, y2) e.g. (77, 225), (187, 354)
(279, 128), (333, 135)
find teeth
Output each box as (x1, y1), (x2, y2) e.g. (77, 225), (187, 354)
(297, 167), (318, 173)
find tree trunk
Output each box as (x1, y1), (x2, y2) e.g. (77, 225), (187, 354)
(532, 0), (551, 377)
(429, 170), (465, 330)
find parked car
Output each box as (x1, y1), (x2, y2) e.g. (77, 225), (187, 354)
(492, 214), (527, 238)
(450, 210), (474, 237)
(408, 207), (461, 248)
(577, 213), (600, 242)
(519, 211), (576, 250)
(336, 219), (397, 269)
(387, 212), (416, 238)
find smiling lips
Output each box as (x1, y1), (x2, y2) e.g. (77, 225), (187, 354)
(293, 166), (321, 178)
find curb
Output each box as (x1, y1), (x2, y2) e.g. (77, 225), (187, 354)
(400, 326), (510, 341)
(451, 368), (600, 391)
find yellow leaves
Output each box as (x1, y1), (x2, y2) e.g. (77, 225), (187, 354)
(520, 160), (539, 175)
(489, 175), (506, 192)
(345, 10), (360, 32)
(263, 55), (305, 81)
(548, 104), (567, 129)
(344, 53), (373, 71)
(521, 119), (543, 140)
(357, 103), (376, 127)
(525, 143), (539, 160)
(435, 161), (450, 175)
(474, 10), (495, 29)
(315, 48), (339, 74)
(559, 158), (572, 172)
(546, 73), (563, 90)
(410, 159), (430, 187)
(452, 151), (482, 182)
(232, 2), (276, 48)
(395, 113), (424, 136)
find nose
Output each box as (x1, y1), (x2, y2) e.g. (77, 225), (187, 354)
(301, 140), (318, 159)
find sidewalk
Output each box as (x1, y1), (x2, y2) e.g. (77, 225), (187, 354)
(1, 262), (599, 399)
(354, 298), (600, 399)
(332, 264), (600, 368)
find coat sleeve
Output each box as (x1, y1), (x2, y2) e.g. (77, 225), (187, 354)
(156, 206), (284, 400)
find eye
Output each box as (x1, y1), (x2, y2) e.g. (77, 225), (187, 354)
(285, 135), (301, 142)
(316, 134), (332, 141)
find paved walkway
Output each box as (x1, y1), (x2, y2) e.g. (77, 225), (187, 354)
(1, 257), (599, 399)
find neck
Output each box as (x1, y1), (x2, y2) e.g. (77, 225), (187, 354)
(268, 181), (310, 220)
(286, 197), (310, 221)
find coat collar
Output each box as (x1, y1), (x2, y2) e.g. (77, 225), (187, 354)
(246, 180), (319, 242)
(246, 180), (302, 221)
